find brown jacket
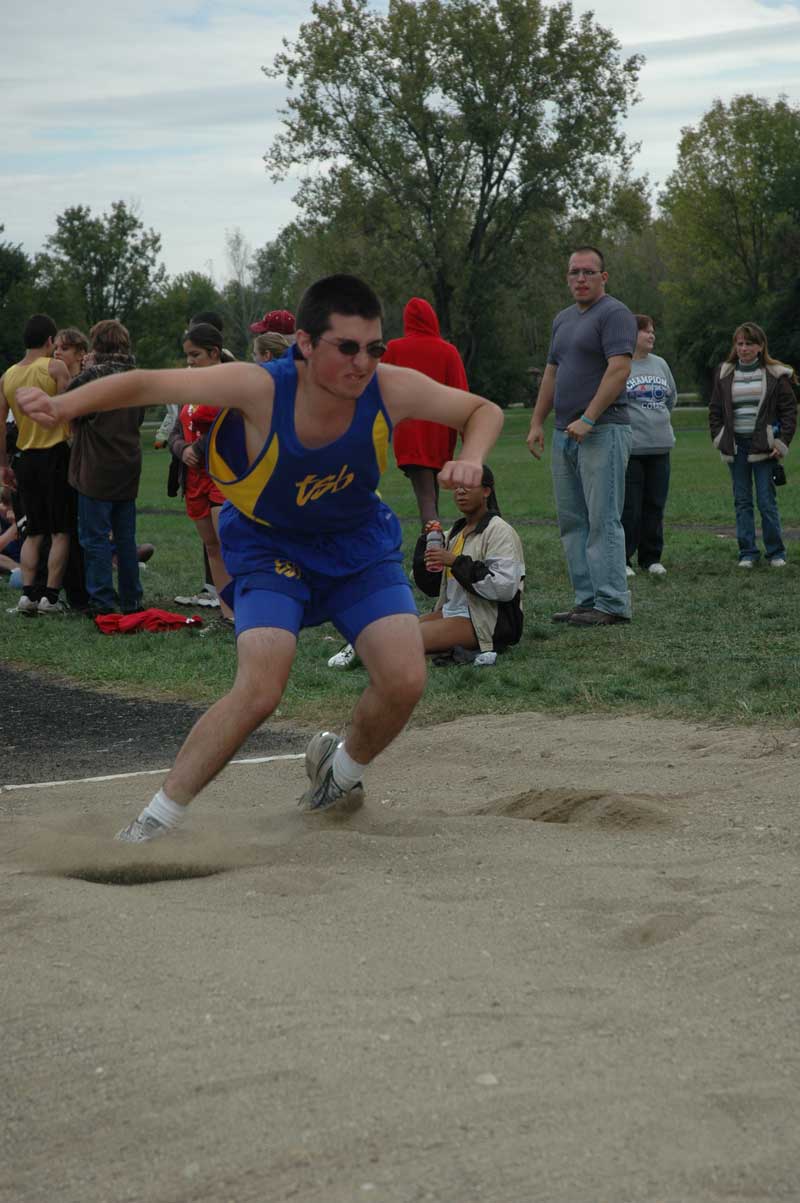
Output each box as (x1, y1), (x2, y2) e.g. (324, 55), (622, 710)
(68, 355), (145, 500)
(709, 361), (797, 463)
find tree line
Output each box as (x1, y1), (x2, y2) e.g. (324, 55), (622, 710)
(3, 0), (799, 403)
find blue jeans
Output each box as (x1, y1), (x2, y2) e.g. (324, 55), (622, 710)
(728, 438), (785, 563)
(78, 495), (142, 612)
(551, 424), (632, 617)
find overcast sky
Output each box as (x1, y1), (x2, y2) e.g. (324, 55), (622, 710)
(3, 0), (799, 282)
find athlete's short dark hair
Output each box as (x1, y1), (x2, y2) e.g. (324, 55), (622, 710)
(296, 275), (383, 342)
(191, 310), (224, 333)
(569, 246), (605, 271)
(24, 313), (57, 348)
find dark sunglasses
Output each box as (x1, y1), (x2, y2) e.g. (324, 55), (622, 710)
(318, 335), (386, 359)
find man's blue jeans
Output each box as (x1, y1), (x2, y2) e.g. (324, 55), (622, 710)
(78, 495), (142, 612)
(551, 424), (632, 617)
(728, 437), (785, 563)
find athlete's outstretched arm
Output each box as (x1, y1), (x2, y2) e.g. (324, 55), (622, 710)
(16, 363), (273, 431)
(379, 364), (504, 488)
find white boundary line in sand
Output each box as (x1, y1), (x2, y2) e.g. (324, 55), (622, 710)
(2, 753), (305, 792)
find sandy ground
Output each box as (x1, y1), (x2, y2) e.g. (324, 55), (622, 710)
(2, 709), (799, 1203)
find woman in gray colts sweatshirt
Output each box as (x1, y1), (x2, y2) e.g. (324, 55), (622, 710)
(621, 314), (677, 577)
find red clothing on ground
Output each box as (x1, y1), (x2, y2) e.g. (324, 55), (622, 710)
(95, 609), (203, 633)
(383, 298), (468, 470)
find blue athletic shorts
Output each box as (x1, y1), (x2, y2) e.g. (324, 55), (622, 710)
(231, 556), (417, 643)
(218, 502), (417, 642)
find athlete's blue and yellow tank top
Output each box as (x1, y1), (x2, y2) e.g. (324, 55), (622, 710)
(208, 346), (403, 579)
(208, 346), (393, 532)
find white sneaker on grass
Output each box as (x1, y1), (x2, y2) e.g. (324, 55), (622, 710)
(625, 565), (635, 577)
(174, 593), (220, 608)
(327, 643), (359, 669)
(473, 651), (497, 667)
(37, 597), (66, 614)
(16, 595), (38, 616)
(300, 731), (365, 813)
(770, 558), (787, 568)
(647, 563), (667, 576)
(738, 560), (755, 569)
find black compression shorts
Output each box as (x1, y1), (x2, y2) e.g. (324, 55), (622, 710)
(15, 442), (76, 536)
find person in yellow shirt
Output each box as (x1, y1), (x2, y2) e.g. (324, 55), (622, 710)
(0, 313), (72, 614)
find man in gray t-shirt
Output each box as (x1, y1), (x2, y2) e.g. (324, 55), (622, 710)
(526, 246), (636, 625)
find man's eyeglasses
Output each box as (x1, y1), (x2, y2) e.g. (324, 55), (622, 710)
(567, 269), (602, 278)
(318, 335), (386, 359)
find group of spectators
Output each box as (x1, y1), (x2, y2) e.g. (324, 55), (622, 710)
(1, 256), (795, 665)
(524, 245), (797, 629)
(0, 314), (148, 618)
(0, 307), (297, 622)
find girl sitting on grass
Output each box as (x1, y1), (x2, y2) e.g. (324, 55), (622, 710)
(330, 466), (524, 669)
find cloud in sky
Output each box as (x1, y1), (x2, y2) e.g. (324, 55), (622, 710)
(3, 0), (799, 280)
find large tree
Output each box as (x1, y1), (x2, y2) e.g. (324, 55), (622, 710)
(263, 0), (642, 368)
(135, 271), (223, 367)
(659, 95), (800, 393)
(37, 200), (167, 335)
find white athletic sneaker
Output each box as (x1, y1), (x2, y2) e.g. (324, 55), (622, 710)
(300, 731), (365, 813)
(625, 565), (636, 578)
(473, 651), (497, 667)
(647, 563), (667, 576)
(770, 558), (787, 568)
(16, 594), (38, 616)
(174, 593), (220, 608)
(115, 814), (169, 843)
(37, 597), (66, 614)
(738, 560), (755, 569)
(327, 643), (359, 669)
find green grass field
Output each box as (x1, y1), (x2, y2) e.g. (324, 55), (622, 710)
(4, 407), (799, 728)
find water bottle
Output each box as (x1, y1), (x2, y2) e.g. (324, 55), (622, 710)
(425, 520), (445, 572)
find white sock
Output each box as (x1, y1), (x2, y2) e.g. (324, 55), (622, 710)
(141, 788), (186, 830)
(332, 742), (366, 791)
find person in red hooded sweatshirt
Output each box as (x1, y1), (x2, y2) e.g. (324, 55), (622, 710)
(383, 298), (468, 529)
(327, 297), (469, 669)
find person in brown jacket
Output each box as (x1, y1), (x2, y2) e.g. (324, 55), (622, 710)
(68, 320), (145, 614)
(708, 321), (797, 568)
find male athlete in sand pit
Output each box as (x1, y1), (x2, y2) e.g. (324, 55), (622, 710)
(18, 275), (503, 841)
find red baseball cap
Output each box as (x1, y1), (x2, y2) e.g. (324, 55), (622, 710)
(249, 309), (295, 335)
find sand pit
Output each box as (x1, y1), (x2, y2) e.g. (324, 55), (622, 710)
(2, 710), (799, 1202)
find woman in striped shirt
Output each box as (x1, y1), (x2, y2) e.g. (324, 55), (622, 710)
(709, 323), (797, 567)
